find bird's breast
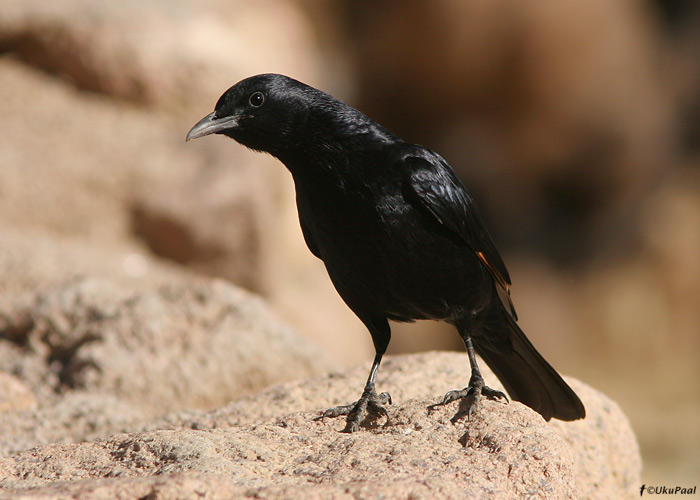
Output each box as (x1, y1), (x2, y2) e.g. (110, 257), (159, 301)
(295, 181), (490, 321)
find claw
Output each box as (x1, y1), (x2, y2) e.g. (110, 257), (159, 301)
(439, 388), (470, 406)
(482, 386), (509, 403)
(316, 389), (392, 432)
(377, 391), (392, 405)
(314, 403), (355, 420)
(429, 376), (508, 420)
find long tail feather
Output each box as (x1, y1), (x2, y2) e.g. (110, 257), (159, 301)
(475, 306), (585, 421)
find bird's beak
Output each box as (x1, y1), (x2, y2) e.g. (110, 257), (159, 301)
(186, 112), (239, 141)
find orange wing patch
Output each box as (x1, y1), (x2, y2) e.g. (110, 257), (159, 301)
(477, 251), (517, 319)
(476, 251), (510, 291)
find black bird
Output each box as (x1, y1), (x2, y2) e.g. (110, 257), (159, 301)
(187, 74), (585, 432)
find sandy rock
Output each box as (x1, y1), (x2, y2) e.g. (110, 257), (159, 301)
(0, 373), (36, 413)
(0, 0), (320, 113)
(0, 276), (330, 409)
(130, 139), (283, 295)
(0, 393), (143, 459)
(0, 0), (324, 297)
(550, 384), (642, 500)
(0, 352), (641, 499)
(0, 473), (244, 500)
(0, 225), (189, 303)
(0, 0), (368, 368)
(0, 399), (577, 499)
(0, 58), (172, 247)
(0, 55), (284, 296)
(148, 351), (641, 500)
(0, 51), (367, 379)
(0, 276), (331, 455)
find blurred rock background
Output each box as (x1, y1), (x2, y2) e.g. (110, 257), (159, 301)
(0, 0), (698, 488)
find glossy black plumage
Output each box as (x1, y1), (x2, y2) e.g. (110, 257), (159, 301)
(187, 73), (585, 431)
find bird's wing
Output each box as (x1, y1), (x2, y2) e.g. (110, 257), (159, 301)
(402, 153), (517, 319)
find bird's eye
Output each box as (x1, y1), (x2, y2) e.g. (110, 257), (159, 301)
(249, 92), (265, 107)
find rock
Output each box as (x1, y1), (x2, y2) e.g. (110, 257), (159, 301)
(0, 0), (324, 298)
(0, 0), (320, 112)
(0, 393), (143, 460)
(0, 400), (577, 499)
(0, 54), (283, 297)
(0, 352), (640, 499)
(129, 139), (282, 295)
(550, 383), (642, 500)
(0, 373), (36, 413)
(0, 57), (172, 248)
(0, 3), (360, 350)
(0, 225), (188, 301)
(0, 276), (331, 455)
(0, 474), (244, 500)
(148, 352), (642, 500)
(128, 138), (374, 363)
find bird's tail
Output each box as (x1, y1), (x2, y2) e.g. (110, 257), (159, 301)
(474, 305), (585, 421)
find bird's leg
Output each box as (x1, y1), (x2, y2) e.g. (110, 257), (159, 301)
(432, 332), (508, 419)
(316, 354), (392, 433)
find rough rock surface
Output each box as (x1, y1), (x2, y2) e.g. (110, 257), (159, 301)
(0, 352), (640, 499)
(0, 402), (577, 499)
(0, 276), (331, 456)
(147, 352), (642, 500)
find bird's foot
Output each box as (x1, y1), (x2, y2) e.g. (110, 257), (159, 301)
(315, 387), (392, 433)
(429, 374), (508, 420)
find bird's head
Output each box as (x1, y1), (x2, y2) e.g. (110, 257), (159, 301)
(186, 73), (318, 156)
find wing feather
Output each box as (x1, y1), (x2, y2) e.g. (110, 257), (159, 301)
(403, 153), (517, 319)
